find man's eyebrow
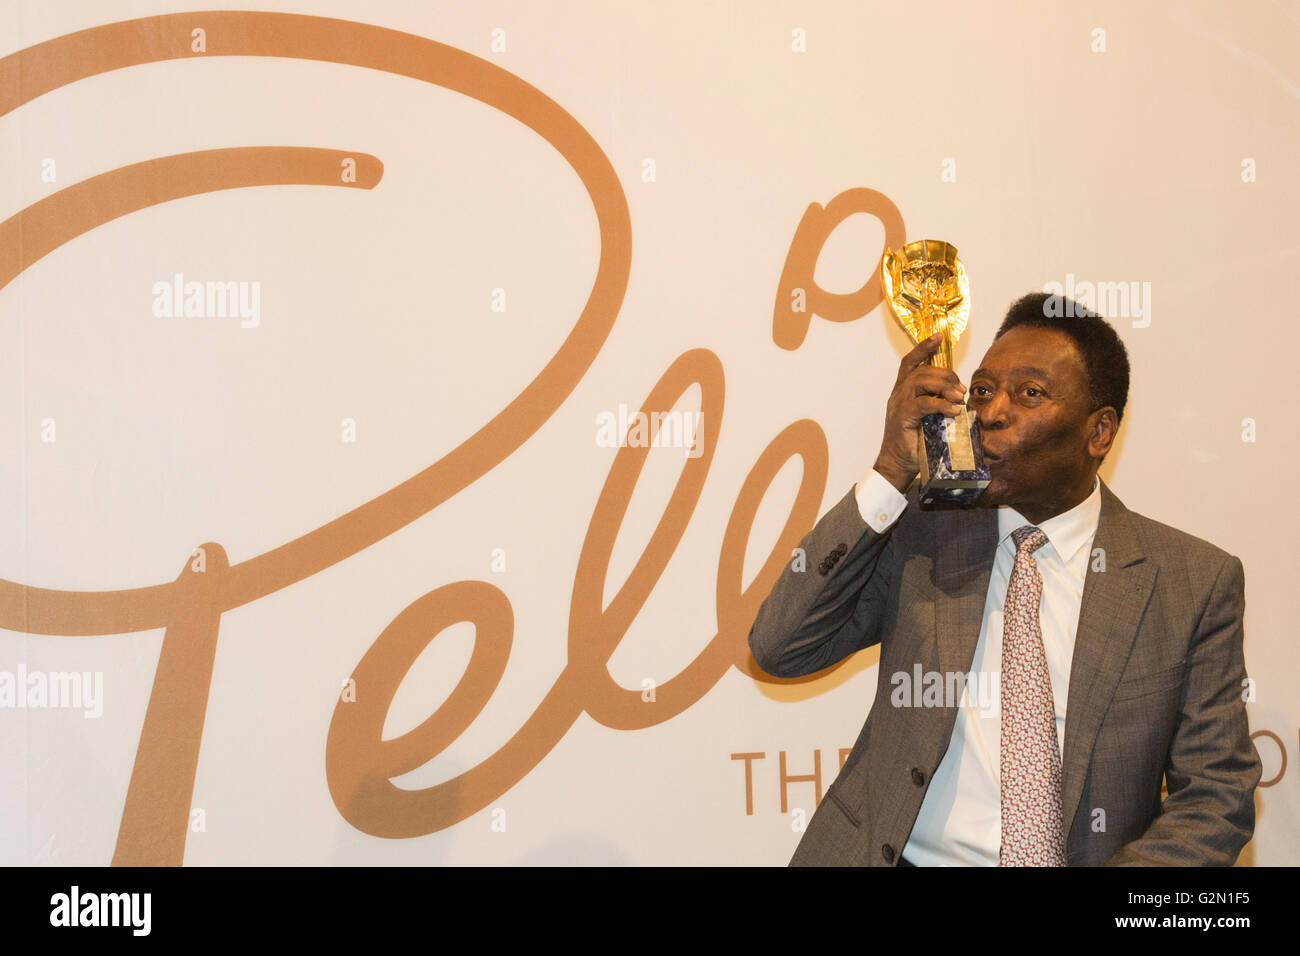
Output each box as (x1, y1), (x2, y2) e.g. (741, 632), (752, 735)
(972, 365), (1053, 381)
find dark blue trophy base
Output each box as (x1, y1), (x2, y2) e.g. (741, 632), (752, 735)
(918, 408), (991, 507)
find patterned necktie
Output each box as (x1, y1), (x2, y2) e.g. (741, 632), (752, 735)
(1000, 525), (1067, 866)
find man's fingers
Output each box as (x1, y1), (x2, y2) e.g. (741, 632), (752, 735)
(912, 396), (964, 420)
(896, 332), (943, 383)
(909, 368), (966, 401)
(909, 332), (942, 363)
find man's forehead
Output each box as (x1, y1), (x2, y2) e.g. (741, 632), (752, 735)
(973, 362), (1054, 379)
(975, 327), (1082, 381)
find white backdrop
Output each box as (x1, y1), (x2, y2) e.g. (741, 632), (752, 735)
(0, 0), (1296, 865)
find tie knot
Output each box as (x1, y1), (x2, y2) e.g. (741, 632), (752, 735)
(1011, 525), (1048, 555)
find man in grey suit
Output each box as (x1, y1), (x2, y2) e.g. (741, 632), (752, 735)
(748, 292), (1260, 866)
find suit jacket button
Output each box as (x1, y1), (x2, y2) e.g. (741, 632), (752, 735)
(835, 542), (847, 553)
(911, 768), (925, 787)
(818, 562), (830, 575)
(881, 843), (895, 863)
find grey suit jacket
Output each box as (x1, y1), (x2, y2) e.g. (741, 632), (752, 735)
(748, 477), (1261, 866)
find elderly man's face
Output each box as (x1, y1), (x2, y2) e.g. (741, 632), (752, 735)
(967, 325), (1106, 524)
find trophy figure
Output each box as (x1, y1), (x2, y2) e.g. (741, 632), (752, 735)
(880, 239), (990, 506)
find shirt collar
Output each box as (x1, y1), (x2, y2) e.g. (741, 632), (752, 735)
(996, 475), (1101, 564)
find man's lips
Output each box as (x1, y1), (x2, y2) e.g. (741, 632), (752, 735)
(981, 447), (1002, 463)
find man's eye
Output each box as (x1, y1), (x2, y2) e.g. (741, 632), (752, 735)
(1024, 387), (1042, 398)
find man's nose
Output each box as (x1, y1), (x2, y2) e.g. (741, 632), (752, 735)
(976, 391), (1010, 429)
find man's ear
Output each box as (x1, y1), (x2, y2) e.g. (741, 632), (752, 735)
(1089, 407), (1118, 459)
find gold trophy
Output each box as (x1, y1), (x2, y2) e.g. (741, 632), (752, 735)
(880, 239), (990, 505)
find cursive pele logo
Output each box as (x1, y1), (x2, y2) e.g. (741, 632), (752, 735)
(0, 11), (905, 864)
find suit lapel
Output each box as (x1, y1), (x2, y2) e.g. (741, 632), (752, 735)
(934, 504), (998, 688)
(1059, 480), (1157, 837)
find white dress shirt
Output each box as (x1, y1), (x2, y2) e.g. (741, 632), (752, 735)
(854, 468), (1102, 866)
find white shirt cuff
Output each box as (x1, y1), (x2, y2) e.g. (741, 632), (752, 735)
(855, 468), (908, 533)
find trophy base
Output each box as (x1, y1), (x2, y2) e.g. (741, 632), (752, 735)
(918, 407), (991, 507)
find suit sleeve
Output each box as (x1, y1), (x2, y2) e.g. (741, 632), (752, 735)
(747, 479), (907, 679)
(1104, 554), (1262, 866)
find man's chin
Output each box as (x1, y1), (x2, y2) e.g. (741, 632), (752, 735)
(975, 474), (1011, 509)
